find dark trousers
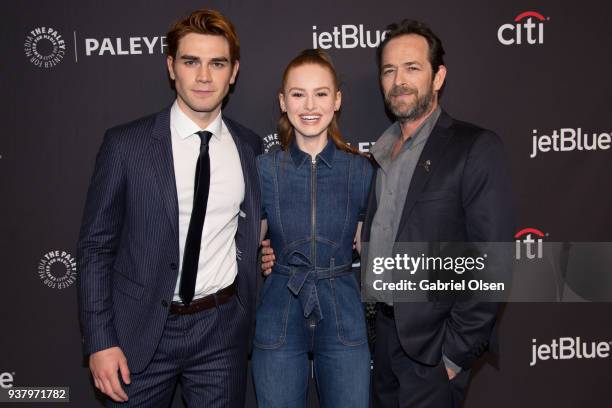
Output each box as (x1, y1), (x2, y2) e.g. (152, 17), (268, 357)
(372, 307), (470, 408)
(106, 294), (250, 407)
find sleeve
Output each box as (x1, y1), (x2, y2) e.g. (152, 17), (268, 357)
(442, 354), (463, 374)
(255, 155), (267, 220)
(76, 130), (125, 355)
(252, 133), (264, 156)
(442, 130), (514, 369)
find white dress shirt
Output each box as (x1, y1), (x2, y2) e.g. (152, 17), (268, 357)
(170, 101), (245, 301)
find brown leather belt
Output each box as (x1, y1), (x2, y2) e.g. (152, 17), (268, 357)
(169, 282), (236, 315)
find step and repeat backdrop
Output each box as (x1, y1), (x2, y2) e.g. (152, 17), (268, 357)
(3, 0), (612, 406)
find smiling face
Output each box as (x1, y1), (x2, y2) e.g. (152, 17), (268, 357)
(380, 34), (446, 122)
(279, 63), (341, 142)
(166, 33), (239, 126)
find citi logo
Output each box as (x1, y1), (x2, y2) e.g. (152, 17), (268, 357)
(312, 25), (387, 50)
(515, 227), (546, 260)
(530, 337), (612, 367)
(497, 11), (548, 45)
(0, 372), (14, 389)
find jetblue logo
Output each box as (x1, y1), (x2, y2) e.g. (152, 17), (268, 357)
(531, 337), (612, 367)
(0, 372), (14, 389)
(312, 25), (387, 49)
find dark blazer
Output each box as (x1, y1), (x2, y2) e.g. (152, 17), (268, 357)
(77, 106), (262, 373)
(362, 110), (514, 369)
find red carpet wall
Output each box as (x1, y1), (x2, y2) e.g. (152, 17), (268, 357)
(3, 0), (611, 406)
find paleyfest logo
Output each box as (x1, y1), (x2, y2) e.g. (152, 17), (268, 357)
(38, 250), (77, 290)
(498, 11), (548, 45)
(24, 27), (66, 68)
(83, 35), (167, 56)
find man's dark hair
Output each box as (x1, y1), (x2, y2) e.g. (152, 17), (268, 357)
(167, 8), (240, 64)
(377, 19), (445, 74)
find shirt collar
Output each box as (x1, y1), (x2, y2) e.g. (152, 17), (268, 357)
(289, 138), (336, 169)
(370, 106), (441, 163)
(170, 100), (223, 141)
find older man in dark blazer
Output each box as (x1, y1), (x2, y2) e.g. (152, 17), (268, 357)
(361, 20), (514, 408)
(77, 9), (261, 407)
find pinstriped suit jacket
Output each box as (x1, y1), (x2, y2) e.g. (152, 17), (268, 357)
(77, 105), (262, 373)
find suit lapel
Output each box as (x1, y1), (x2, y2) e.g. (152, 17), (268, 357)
(395, 111), (453, 241)
(150, 107), (179, 237)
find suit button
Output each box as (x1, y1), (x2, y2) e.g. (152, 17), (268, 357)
(161, 300), (169, 308)
(170, 263), (177, 270)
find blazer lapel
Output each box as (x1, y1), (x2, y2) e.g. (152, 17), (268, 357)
(395, 111), (453, 241)
(150, 107), (179, 237)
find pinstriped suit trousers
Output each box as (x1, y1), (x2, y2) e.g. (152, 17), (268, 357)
(106, 294), (250, 407)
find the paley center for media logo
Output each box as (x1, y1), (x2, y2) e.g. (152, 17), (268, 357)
(530, 337), (612, 366)
(24, 27), (66, 68)
(38, 250), (77, 290)
(497, 11), (548, 45)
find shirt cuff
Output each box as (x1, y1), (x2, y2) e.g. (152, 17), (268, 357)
(443, 354), (462, 374)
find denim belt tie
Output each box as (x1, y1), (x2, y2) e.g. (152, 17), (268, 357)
(274, 256), (353, 322)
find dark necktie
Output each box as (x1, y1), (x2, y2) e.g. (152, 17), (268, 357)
(179, 130), (213, 306)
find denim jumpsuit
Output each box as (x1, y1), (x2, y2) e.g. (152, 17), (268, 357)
(252, 140), (373, 408)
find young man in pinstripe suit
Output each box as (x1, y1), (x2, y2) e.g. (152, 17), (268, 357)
(77, 9), (262, 407)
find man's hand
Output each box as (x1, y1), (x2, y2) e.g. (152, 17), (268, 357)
(89, 346), (131, 402)
(260, 239), (275, 276)
(446, 367), (457, 381)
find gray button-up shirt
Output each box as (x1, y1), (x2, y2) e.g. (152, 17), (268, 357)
(366, 107), (461, 373)
(370, 107), (441, 251)
(366, 108), (441, 302)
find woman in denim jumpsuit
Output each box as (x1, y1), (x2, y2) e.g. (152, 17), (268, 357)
(252, 49), (373, 407)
